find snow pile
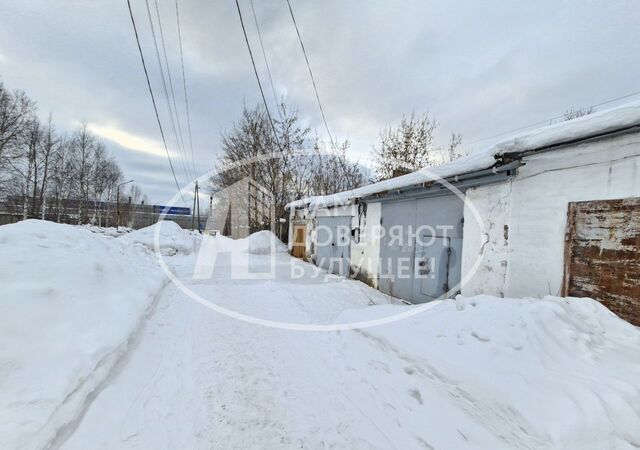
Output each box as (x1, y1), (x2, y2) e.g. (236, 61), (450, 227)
(198, 230), (287, 255)
(336, 295), (640, 449)
(0, 220), (166, 450)
(119, 221), (198, 255)
(80, 224), (131, 237)
(246, 230), (287, 254)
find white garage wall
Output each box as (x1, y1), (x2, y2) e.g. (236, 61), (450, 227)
(462, 131), (640, 298)
(350, 202), (381, 287)
(461, 181), (512, 297)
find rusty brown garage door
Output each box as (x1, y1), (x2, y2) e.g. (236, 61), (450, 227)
(562, 197), (640, 326)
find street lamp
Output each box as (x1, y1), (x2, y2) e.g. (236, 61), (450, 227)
(116, 179), (134, 231)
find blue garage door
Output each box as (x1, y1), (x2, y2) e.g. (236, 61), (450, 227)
(379, 194), (463, 303)
(315, 216), (352, 277)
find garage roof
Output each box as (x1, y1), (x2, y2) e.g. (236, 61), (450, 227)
(286, 100), (640, 211)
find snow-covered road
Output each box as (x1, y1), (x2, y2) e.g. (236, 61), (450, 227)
(59, 253), (410, 449)
(3, 223), (639, 449)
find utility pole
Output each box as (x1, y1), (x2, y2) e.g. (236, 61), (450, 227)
(196, 181), (201, 233)
(116, 179), (134, 231)
(191, 180), (197, 231)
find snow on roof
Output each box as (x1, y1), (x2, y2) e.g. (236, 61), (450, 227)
(491, 100), (640, 156)
(286, 150), (496, 210)
(287, 100), (640, 211)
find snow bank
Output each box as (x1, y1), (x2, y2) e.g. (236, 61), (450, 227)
(118, 221), (199, 255)
(80, 224), (132, 237)
(336, 295), (640, 449)
(246, 230), (287, 254)
(200, 230), (287, 255)
(0, 220), (166, 450)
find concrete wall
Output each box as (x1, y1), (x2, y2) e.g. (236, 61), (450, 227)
(462, 132), (640, 298)
(461, 181), (512, 297)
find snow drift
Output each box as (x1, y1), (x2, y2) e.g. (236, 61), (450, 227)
(118, 221), (199, 255)
(80, 224), (131, 238)
(336, 295), (640, 449)
(0, 220), (166, 450)
(199, 230), (287, 255)
(246, 230), (287, 254)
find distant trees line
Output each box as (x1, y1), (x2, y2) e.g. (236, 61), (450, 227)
(0, 81), (145, 225)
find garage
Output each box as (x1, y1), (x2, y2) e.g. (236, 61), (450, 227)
(378, 193), (464, 303)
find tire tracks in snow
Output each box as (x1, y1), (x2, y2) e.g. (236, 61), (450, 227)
(45, 277), (173, 450)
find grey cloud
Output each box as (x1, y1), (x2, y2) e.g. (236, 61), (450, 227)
(1, 0), (639, 201)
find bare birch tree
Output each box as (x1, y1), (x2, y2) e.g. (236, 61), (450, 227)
(373, 112), (439, 180)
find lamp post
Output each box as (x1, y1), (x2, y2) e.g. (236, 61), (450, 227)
(116, 179), (134, 231)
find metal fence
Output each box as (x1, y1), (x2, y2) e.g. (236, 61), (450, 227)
(0, 196), (204, 230)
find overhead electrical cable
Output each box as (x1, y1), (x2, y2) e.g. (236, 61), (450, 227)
(249, 0), (280, 116)
(125, 0), (186, 204)
(234, 0), (282, 149)
(175, 0), (198, 177)
(143, 0), (192, 185)
(285, 0), (334, 148)
(153, 0), (193, 181)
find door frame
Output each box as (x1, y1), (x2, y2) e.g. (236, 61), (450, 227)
(291, 223), (307, 259)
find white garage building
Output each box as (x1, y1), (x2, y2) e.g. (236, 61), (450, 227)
(461, 102), (640, 325)
(287, 101), (640, 324)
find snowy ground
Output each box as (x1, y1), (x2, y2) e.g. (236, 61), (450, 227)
(1, 221), (640, 449)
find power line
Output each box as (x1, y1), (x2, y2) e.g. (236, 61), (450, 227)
(143, 0), (192, 185)
(234, 0), (282, 149)
(469, 88), (640, 146)
(175, 0), (198, 178)
(249, 0), (280, 115)
(285, 0), (334, 148)
(153, 0), (193, 180)
(125, 0), (186, 204)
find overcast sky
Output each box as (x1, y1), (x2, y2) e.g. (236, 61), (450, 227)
(1, 0), (639, 205)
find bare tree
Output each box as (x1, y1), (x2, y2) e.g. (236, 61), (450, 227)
(373, 112), (439, 180)
(211, 103), (368, 239)
(69, 123), (99, 223)
(211, 103), (310, 227)
(308, 138), (368, 196)
(0, 83), (36, 177)
(447, 132), (463, 161)
(35, 115), (58, 217)
(562, 106), (594, 121)
(550, 106), (595, 125)
(0, 81), (140, 225)
(48, 136), (75, 222)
